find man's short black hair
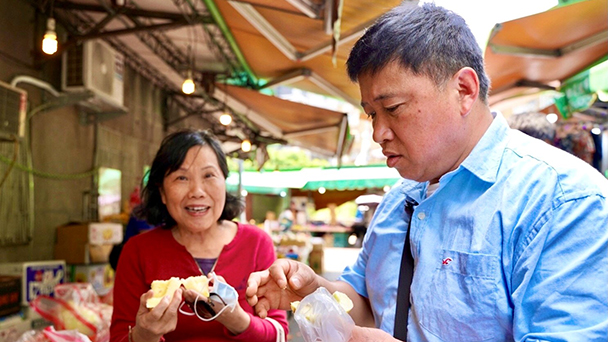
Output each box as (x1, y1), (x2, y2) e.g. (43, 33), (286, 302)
(137, 129), (243, 228)
(347, 2), (490, 103)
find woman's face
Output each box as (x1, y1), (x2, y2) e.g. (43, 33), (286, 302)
(160, 145), (226, 233)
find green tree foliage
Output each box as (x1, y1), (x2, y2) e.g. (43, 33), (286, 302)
(228, 144), (330, 172)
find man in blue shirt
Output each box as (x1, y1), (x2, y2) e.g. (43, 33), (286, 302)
(246, 3), (608, 341)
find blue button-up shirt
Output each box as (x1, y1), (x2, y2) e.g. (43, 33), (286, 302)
(340, 113), (608, 341)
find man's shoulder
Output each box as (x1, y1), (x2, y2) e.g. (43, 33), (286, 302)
(503, 131), (608, 199)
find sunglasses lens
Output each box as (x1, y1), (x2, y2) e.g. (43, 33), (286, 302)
(198, 301), (216, 318)
(193, 294), (226, 320)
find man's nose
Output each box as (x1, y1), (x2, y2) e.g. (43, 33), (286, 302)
(372, 116), (393, 144)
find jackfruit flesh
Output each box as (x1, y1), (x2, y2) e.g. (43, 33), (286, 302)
(290, 290), (354, 322)
(332, 291), (354, 313)
(146, 275), (209, 308)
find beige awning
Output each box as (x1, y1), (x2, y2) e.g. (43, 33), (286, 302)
(216, 0), (403, 106)
(485, 0), (608, 104)
(224, 84), (349, 157)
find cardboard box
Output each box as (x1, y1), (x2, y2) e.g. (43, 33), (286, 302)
(68, 264), (115, 296)
(0, 276), (20, 318)
(0, 261), (66, 306)
(54, 243), (113, 265)
(56, 222), (123, 246)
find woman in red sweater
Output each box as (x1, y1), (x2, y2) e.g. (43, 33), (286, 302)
(110, 129), (288, 342)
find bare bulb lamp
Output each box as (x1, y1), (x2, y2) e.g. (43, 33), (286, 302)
(42, 18), (58, 55)
(241, 139), (252, 152)
(219, 113), (232, 125)
(182, 71), (195, 94)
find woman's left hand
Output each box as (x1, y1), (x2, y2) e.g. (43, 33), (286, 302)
(183, 275), (251, 336)
(213, 300), (251, 335)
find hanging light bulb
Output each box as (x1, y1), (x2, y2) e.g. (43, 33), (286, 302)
(219, 82), (232, 125)
(219, 112), (232, 125)
(42, 17), (58, 55)
(182, 70), (195, 94)
(241, 139), (252, 152)
(546, 113), (558, 124)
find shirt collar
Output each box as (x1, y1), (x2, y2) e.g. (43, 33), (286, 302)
(458, 112), (509, 184)
(398, 178), (426, 204)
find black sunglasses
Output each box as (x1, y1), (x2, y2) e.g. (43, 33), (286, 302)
(181, 292), (228, 321)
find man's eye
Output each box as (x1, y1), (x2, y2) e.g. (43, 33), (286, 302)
(386, 105), (399, 112)
(366, 112), (376, 119)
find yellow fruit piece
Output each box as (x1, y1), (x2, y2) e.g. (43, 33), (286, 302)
(290, 301), (300, 313)
(332, 291), (354, 313)
(290, 290), (353, 322)
(146, 275), (209, 308)
(183, 275), (210, 297)
(297, 302), (317, 323)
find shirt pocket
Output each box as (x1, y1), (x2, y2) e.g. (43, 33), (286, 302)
(416, 250), (502, 342)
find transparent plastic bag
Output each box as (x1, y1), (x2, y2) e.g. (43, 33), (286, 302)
(16, 326), (92, 342)
(30, 283), (111, 342)
(293, 287), (355, 342)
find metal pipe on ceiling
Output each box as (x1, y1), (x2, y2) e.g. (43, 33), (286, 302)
(200, 0), (258, 87)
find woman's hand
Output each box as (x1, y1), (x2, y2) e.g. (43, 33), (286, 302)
(213, 301), (251, 335)
(131, 288), (183, 342)
(246, 259), (322, 318)
(183, 274), (251, 336)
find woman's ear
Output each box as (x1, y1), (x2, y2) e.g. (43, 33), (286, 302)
(454, 67), (479, 117)
(160, 187), (167, 205)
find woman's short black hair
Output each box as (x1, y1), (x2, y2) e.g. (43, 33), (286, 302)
(346, 2), (490, 103)
(136, 129), (243, 228)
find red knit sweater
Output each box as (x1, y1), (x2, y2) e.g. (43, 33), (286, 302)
(110, 223), (288, 342)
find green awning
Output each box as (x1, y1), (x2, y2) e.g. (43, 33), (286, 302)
(299, 166), (402, 191)
(226, 165), (402, 195)
(555, 58), (608, 117)
(226, 169), (306, 195)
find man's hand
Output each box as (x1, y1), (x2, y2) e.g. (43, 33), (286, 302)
(349, 326), (399, 342)
(246, 259), (321, 318)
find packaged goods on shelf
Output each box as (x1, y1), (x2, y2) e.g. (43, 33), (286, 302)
(0, 261), (66, 306)
(67, 264), (114, 298)
(0, 276), (20, 318)
(30, 283), (111, 342)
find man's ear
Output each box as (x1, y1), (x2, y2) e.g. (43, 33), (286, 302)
(453, 67), (479, 117)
